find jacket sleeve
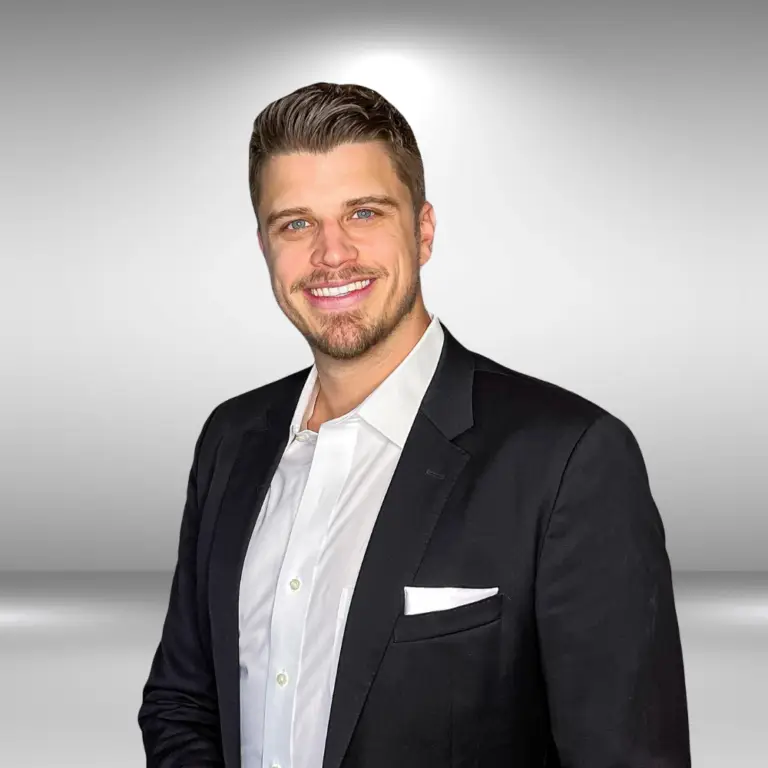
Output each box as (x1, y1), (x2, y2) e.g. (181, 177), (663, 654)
(138, 406), (225, 767)
(535, 412), (691, 767)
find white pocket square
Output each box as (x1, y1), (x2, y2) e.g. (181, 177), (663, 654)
(403, 586), (499, 616)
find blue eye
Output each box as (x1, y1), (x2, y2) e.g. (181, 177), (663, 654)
(283, 209), (376, 232)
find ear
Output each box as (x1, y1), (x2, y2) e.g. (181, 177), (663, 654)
(417, 201), (436, 267)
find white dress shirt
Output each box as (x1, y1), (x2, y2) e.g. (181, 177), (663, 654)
(238, 312), (445, 768)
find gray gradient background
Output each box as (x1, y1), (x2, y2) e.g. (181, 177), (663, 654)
(1, 1), (766, 765)
(1, 0), (766, 571)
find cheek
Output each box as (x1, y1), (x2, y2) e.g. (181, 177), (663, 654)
(367, 233), (409, 267)
(267, 270), (290, 303)
(277, 275), (296, 299)
(270, 257), (300, 294)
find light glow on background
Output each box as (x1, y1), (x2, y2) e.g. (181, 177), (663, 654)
(0, 1), (765, 571)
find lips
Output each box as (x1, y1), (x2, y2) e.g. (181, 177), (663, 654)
(303, 279), (376, 309)
(305, 278), (374, 291)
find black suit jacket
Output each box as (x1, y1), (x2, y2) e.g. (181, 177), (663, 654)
(138, 323), (690, 767)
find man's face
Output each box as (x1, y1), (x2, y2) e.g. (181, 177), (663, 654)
(256, 140), (435, 361)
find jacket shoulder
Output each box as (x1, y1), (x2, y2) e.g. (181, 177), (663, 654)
(470, 350), (610, 436)
(198, 364), (311, 445)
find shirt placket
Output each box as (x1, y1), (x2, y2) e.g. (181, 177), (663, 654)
(262, 420), (356, 768)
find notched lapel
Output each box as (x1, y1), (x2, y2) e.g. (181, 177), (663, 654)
(322, 325), (476, 768)
(205, 324), (475, 768)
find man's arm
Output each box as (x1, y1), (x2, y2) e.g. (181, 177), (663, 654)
(138, 407), (224, 767)
(535, 412), (691, 767)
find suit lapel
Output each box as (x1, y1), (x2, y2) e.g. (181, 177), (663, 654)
(321, 326), (476, 768)
(209, 325), (475, 768)
(208, 372), (307, 767)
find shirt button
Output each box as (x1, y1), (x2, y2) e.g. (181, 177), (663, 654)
(296, 433), (307, 442)
(289, 578), (301, 591)
(276, 671), (288, 687)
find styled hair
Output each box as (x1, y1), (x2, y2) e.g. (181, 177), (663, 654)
(248, 82), (426, 229)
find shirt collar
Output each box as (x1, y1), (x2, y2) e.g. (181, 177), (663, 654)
(288, 312), (445, 449)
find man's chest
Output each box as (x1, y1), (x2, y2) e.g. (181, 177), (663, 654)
(237, 427), (402, 652)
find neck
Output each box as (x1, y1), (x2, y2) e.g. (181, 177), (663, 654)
(310, 306), (431, 426)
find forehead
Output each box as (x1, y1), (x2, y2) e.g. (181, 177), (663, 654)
(260, 141), (405, 207)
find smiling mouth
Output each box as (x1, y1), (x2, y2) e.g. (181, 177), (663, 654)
(306, 278), (374, 298)
(303, 278), (376, 309)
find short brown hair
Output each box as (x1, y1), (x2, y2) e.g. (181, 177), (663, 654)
(248, 82), (426, 230)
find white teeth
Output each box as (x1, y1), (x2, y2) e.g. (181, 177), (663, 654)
(309, 279), (371, 298)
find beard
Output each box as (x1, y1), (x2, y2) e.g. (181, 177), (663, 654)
(299, 266), (422, 361)
(278, 227), (423, 361)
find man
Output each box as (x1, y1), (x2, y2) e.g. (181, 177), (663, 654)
(138, 82), (691, 767)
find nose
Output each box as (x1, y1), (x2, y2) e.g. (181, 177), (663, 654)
(310, 219), (359, 268)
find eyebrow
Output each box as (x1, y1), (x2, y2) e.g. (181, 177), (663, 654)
(265, 195), (401, 231)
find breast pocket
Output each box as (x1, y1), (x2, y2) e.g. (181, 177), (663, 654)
(392, 592), (503, 643)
